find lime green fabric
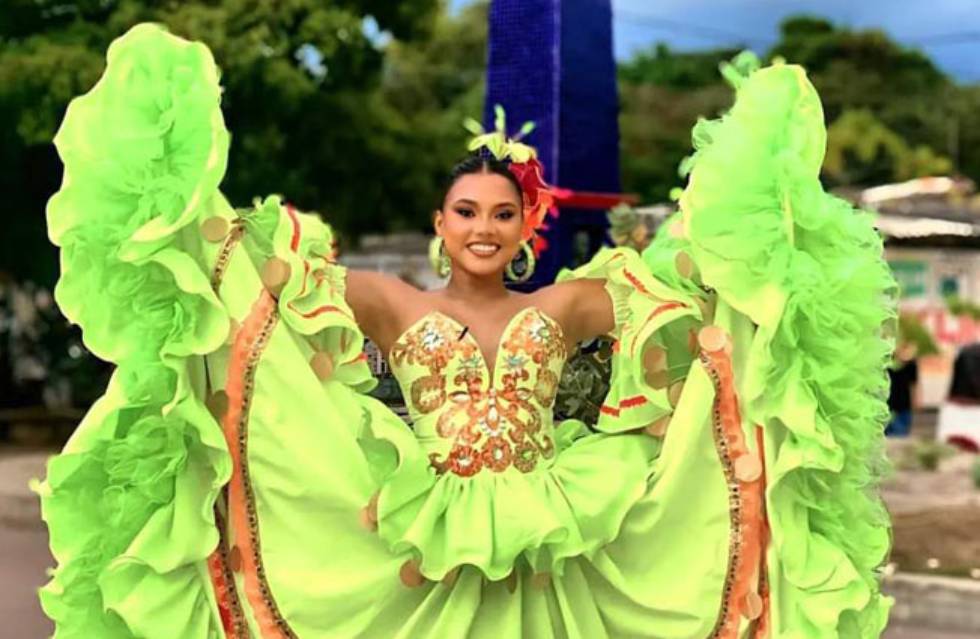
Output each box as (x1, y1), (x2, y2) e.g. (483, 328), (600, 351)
(39, 25), (892, 639)
(650, 53), (896, 637)
(38, 24), (233, 638)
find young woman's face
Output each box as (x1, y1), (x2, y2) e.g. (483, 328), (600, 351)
(434, 172), (523, 279)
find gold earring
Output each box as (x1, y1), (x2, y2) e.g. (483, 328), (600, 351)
(428, 236), (451, 278)
(505, 241), (535, 282)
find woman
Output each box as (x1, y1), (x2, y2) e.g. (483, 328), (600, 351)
(38, 25), (896, 639)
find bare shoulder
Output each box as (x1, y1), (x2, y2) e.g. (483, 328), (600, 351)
(531, 278), (613, 344)
(532, 278), (607, 312)
(345, 269), (426, 347)
(346, 269), (418, 299)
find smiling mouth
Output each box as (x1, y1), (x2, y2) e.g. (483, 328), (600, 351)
(467, 242), (501, 257)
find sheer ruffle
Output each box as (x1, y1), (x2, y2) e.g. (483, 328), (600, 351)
(238, 194), (374, 390)
(665, 55), (897, 637)
(38, 24), (232, 637)
(558, 247), (702, 434)
(359, 402), (660, 582)
(40, 24), (895, 638)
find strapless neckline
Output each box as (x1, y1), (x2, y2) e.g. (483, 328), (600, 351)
(390, 306), (566, 381)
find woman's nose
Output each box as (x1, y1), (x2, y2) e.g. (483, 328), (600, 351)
(474, 215), (496, 235)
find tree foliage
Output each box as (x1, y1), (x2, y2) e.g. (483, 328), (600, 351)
(0, 0), (443, 284)
(618, 46), (737, 204)
(618, 16), (978, 203)
(824, 109), (952, 186)
(4, 4), (979, 286)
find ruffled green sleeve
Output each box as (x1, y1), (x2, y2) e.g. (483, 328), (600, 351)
(558, 247), (702, 434)
(236, 194), (375, 391)
(664, 55), (897, 637)
(37, 24), (234, 638)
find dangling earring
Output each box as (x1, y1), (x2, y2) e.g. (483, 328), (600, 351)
(428, 236), (451, 278)
(505, 241), (536, 283)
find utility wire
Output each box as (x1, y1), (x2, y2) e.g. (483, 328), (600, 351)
(909, 31), (980, 46)
(615, 9), (980, 49)
(614, 10), (771, 47)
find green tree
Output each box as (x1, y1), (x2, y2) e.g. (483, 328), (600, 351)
(0, 0), (439, 285)
(617, 45), (736, 203)
(770, 16), (959, 180)
(617, 16), (979, 200)
(379, 0), (489, 226)
(824, 109), (953, 185)
(771, 16), (947, 122)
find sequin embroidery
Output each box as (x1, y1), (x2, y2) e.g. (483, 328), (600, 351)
(389, 308), (567, 477)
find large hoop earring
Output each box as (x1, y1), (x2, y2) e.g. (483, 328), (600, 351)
(428, 236), (451, 278)
(505, 241), (536, 283)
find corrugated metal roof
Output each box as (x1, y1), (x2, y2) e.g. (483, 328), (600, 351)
(875, 214), (980, 239)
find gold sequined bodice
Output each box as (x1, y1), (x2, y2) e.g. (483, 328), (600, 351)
(388, 308), (567, 477)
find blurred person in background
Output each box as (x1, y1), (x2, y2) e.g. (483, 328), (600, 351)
(887, 340), (919, 437)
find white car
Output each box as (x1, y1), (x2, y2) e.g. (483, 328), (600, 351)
(936, 344), (980, 452)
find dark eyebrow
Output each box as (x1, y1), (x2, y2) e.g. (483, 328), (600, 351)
(451, 198), (478, 207)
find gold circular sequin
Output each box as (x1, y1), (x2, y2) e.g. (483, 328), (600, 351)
(358, 507), (377, 532)
(360, 493), (378, 531)
(201, 216), (230, 243)
(675, 250), (695, 279)
(310, 351), (334, 380)
(643, 346), (669, 389)
(698, 326), (728, 353)
(206, 390), (229, 421)
(687, 328), (699, 356)
(399, 559), (425, 588)
(530, 572), (551, 590)
(733, 453), (762, 483)
(505, 570), (518, 594)
(643, 345), (666, 372)
(261, 257), (291, 297)
(228, 545), (243, 573)
(645, 370), (669, 390)
(668, 219), (686, 239)
(645, 416), (670, 437)
(442, 566), (460, 587)
(742, 591), (763, 620)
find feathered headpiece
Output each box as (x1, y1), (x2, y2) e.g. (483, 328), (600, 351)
(464, 105), (568, 255)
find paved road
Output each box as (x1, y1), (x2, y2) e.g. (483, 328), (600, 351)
(2, 522), (976, 639)
(1, 523), (52, 638)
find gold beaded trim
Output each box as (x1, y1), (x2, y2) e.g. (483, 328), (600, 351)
(211, 222), (246, 292)
(701, 350), (744, 639)
(210, 493), (248, 638)
(235, 301), (298, 638)
(700, 346), (772, 638)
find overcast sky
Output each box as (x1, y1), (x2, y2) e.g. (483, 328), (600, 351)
(451, 0), (980, 82)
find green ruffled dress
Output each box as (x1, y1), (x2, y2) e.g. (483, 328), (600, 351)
(37, 26), (896, 639)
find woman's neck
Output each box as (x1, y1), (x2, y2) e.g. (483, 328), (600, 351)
(443, 269), (510, 305)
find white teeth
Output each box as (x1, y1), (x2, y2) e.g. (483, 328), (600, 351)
(468, 243), (499, 256)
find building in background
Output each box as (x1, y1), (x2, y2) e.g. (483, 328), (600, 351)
(861, 177), (980, 406)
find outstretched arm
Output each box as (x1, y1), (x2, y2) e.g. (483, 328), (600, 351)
(534, 279), (615, 348)
(345, 270), (421, 353)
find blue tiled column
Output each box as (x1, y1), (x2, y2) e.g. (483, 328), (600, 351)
(486, 0), (620, 287)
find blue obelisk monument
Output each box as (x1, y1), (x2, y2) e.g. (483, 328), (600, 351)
(485, 0), (621, 287)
